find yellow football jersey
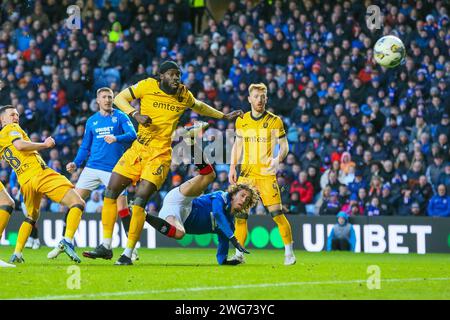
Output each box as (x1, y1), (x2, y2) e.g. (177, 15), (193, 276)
(128, 77), (195, 149)
(235, 111), (286, 177)
(0, 123), (47, 185)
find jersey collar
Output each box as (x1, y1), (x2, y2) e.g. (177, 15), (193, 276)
(250, 110), (267, 121)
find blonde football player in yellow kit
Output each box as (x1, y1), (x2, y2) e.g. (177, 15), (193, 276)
(0, 181), (15, 267)
(0, 105), (85, 264)
(229, 83), (296, 265)
(83, 61), (243, 265)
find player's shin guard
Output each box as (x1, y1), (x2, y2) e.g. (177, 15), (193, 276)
(15, 218), (34, 254)
(126, 205), (146, 252)
(102, 198), (117, 241)
(0, 205), (13, 236)
(145, 214), (177, 238)
(64, 205), (84, 240)
(118, 208), (131, 235)
(272, 214), (293, 245)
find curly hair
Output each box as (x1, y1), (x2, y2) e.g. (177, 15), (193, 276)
(227, 183), (260, 211)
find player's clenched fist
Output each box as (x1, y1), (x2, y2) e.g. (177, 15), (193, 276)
(44, 136), (55, 148)
(66, 162), (77, 173)
(104, 135), (117, 144)
(133, 112), (152, 127)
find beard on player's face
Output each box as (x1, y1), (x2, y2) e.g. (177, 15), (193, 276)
(160, 70), (180, 95)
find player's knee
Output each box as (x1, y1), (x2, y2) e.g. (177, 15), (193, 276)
(71, 200), (86, 212)
(235, 211), (249, 220)
(104, 187), (122, 200)
(270, 210), (283, 218)
(0, 204), (14, 214)
(133, 196), (148, 208)
(135, 181), (157, 202)
(24, 217), (37, 226)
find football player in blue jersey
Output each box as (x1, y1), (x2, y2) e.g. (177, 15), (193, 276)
(47, 87), (138, 261)
(144, 129), (259, 265)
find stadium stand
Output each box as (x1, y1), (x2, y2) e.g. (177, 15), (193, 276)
(0, 0), (448, 217)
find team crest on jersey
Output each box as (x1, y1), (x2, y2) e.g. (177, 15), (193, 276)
(112, 117), (117, 123)
(263, 122), (269, 128)
(152, 165), (163, 175)
(9, 131), (21, 137)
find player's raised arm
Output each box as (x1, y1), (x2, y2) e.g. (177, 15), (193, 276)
(13, 136), (55, 152)
(111, 112), (137, 144)
(114, 85), (151, 127)
(211, 195), (249, 254)
(191, 98), (244, 120)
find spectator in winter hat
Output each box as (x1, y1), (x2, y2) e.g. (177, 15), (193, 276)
(326, 212), (356, 252)
(340, 151), (356, 175)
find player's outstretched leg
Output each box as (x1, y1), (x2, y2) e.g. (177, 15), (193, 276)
(116, 180), (157, 266)
(83, 173), (131, 260)
(145, 167), (216, 240)
(57, 189), (86, 263)
(48, 187), (90, 259)
(145, 126), (216, 239)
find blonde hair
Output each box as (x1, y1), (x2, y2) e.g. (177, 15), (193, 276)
(96, 87), (114, 96)
(227, 183), (260, 211)
(248, 83), (267, 95)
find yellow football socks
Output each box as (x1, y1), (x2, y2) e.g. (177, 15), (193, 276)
(234, 218), (248, 245)
(273, 214), (293, 245)
(64, 206), (83, 240)
(126, 205), (146, 250)
(102, 197), (118, 240)
(0, 209), (11, 237)
(14, 221), (33, 254)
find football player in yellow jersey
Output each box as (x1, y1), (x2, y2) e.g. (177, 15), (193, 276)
(84, 60), (243, 265)
(229, 83), (296, 265)
(0, 105), (85, 264)
(0, 181), (15, 267)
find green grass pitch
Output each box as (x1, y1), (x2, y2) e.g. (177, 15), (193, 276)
(0, 246), (449, 300)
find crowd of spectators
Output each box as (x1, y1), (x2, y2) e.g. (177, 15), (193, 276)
(0, 0), (449, 217)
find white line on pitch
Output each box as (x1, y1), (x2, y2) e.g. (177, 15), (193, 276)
(10, 277), (450, 300)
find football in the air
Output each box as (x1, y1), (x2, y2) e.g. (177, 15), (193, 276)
(373, 35), (406, 68)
